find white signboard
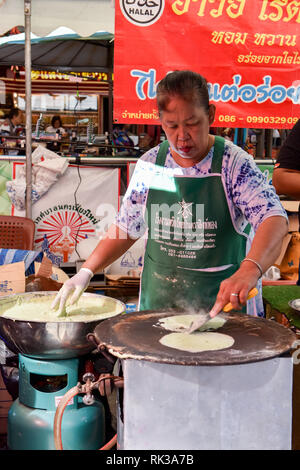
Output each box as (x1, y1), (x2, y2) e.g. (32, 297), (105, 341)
(13, 164), (120, 264)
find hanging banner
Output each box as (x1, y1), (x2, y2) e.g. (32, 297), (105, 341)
(114, 0), (300, 128)
(12, 164), (120, 264)
(0, 162), (12, 215)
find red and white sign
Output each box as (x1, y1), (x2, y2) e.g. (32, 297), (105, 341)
(114, 0), (300, 128)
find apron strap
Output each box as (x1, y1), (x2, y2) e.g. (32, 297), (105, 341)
(211, 135), (225, 174)
(156, 140), (170, 167)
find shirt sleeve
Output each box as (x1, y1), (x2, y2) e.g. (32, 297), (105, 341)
(224, 143), (288, 232)
(275, 119), (300, 171)
(115, 146), (160, 239)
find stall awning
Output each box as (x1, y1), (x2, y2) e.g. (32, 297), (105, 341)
(0, 29), (114, 73)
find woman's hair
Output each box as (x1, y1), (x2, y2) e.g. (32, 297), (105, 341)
(51, 115), (62, 127)
(156, 70), (210, 114)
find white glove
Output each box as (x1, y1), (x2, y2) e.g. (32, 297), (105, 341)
(51, 268), (93, 316)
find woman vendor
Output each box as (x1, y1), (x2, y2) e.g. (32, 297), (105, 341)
(52, 70), (288, 319)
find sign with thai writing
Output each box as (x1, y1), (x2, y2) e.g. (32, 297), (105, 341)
(12, 164), (120, 263)
(30, 70), (112, 82)
(114, 0), (300, 128)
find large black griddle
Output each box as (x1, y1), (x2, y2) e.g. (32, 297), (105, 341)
(93, 309), (298, 366)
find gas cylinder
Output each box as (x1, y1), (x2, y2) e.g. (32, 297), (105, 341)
(7, 355), (105, 450)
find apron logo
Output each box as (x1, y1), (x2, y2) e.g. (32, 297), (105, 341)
(177, 199), (193, 219)
(120, 0), (165, 27)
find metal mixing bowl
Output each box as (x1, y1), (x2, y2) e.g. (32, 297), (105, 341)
(0, 291), (125, 359)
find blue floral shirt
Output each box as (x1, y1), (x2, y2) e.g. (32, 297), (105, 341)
(116, 140), (287, 316)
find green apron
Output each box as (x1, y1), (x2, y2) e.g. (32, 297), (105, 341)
(139, 136), (249, 312)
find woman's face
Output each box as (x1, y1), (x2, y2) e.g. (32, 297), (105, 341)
(160, 95), (215, 166)
(53, 119), (60, 129)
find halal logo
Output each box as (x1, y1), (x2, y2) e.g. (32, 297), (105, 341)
(120, 0), (164, 27)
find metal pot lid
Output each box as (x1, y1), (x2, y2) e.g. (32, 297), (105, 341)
(93, 309), (298, 366)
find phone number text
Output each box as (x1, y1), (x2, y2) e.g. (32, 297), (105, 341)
(218, 114), (298, 125)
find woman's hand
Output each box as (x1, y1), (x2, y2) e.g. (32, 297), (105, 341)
(209, 262), (260, 318)
(51, 268), (93, 316)
(209, 215), (288, 318)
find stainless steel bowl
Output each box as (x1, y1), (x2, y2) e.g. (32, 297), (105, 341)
(0, 291), (125, 359)
(288, 299), (300, 312)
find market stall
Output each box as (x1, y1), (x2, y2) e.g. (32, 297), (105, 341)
(0, 0), (300, 454)
(0, 1), (141, 449)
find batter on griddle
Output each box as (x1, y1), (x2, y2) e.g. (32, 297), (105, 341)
(159, 331), (234, 353)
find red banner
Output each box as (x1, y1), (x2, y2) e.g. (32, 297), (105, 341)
(114, 0), (300, 128)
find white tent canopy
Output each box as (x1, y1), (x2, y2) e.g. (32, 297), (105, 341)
(0, 0), (115, 36)
(0, 27), (112, 46)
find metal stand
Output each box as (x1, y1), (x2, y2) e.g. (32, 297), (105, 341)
(117, 356), (293, 450)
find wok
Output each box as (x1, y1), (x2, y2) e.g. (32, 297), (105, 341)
(0, 291), (125, 360)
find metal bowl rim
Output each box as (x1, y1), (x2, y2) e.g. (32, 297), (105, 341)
(288, 299), (300, 312)
(0, 290), (126, 324)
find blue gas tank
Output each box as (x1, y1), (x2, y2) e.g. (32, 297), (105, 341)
(8, 355), (105, 450)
